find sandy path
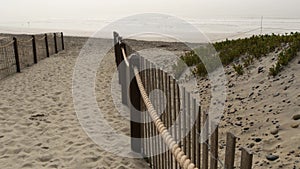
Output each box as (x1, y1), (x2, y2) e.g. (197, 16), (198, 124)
(0, 37), (150, 169)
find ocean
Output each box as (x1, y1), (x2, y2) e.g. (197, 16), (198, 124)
(1, 16), (300, 43)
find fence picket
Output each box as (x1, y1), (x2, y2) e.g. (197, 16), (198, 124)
(176, 81), (181, 169)
(192, 98), (197, 165)
(240, 148), (253, 169)
(225, 132), (236, 169)
(113, 32), (253, 169)
(202, 112), (209, 169)
(210, 122), (219, 169)
(172, 78), (179, 169)
(196, 104), (201, 168)
(167, 76), (172, 169)
(187, 92), (191, 159)
(182, 87), (187, 156)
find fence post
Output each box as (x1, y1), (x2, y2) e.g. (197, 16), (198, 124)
(54, 33), (58, 53)
(125, 57), (130, 107)
(113, 32), (122, 84)
(225, 132), (236, 169)
(13, 37), (21, 73)
(210, 121), (219, 169)
(45, 34), (50, 57)
(61, 32), (65, 50)
(240, 148), (253, 169)
(120, 42), (128, 105)
(129, 54), (143, 153)
(32, 35), (38, 64)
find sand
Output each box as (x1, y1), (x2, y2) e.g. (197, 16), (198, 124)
(125, 38), (300, 168)
(197, 51), (300, 168)
(0, 36), (150, 169)
(0, 34), (299, 169)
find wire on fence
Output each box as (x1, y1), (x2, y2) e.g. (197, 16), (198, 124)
(47, 34), (55, 55)
(18, 38), (33, 44)
(0, 32), (64, 80)
(0, 40), (16, 79)
(35, 35), (47, 61)
(0, 40), (14, 48)
(17, 37), (34, 69)
(36, 35), (46, 41)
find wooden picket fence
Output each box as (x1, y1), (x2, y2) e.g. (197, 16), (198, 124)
(0, 32), (64, 80)
(113, 32), (253, 169)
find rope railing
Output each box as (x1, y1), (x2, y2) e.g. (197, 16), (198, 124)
(121, 47), (129, 66)
(36, 35), (46, 41)
(114, 32), (253, 169)
(121, 45), (197, 169)
(18, 38), (33, 44)
(0, 32), (64, 80)
(47, 33), (54, 38)
(56, 32), (62, 37)
(0, 40), (14, 48)
(134, 66), (197, 169)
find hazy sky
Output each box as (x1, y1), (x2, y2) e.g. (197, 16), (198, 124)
(1, 0), (300, 22)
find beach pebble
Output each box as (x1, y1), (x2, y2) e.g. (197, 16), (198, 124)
(292, 114), (300, 120)
(258, 66), (264, 74)
(270, 129), (279, 135)
(273, 92), (280, 97)
(236, 117), (243, 121)
(254, 138), (262, 143)
(298, 60), (300, 64)
(229, 108), (237, 114)
(236, 96), (244, 100)
(266, 154), (279, 161)
(291, 123), (299, 128)
(235, 121), (242, 126)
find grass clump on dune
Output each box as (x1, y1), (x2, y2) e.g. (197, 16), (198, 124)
(179, 32), (300, 77)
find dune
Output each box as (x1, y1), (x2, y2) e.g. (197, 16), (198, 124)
(0, 34), (299, 169)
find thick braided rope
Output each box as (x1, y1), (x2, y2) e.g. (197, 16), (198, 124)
(121, 48), (129, 66)
(133, 67), (198, 169)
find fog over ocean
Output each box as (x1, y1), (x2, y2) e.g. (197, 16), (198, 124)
(1, 16), (300, 42)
